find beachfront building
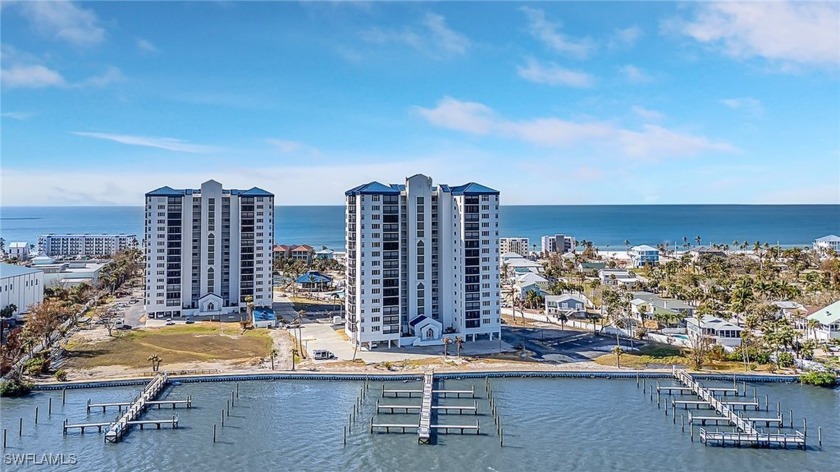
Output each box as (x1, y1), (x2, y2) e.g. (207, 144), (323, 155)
(813, 235), (840, 255)
(295, 270), (332, 291)
(34, 259), (108, 288)
(144, 180), (274, 319)
(274, 244), (315, 264)
(37, 233), (138, 258)
(7, 242), (30, 261)
(541, 234), (576, 256)
(0, 264), (44, 318)
(686, 315), (743, 348)
(805, 300), (840, 342)
(628, 245), (659, 268)
(345, 174), (501, 349)
(544, 294), (587, 318)
(500, 237), (530, 258)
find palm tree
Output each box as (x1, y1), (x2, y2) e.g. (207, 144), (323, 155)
(806, 318), (820, 342)
(147, 354), (163, 372)
(0, 303), (17, 345)
(443, 337), (452, 358)
(557, 312), (568, 332)
(269, 348), (278, 370)
(612, 345), (623, 368)
(695, 235), (702, 247)
(243, 295), (254, 324)
(455, 336), (463, 359)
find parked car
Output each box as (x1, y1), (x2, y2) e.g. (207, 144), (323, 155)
(313, 350), (336, 360)
(185, 318), (195, 324)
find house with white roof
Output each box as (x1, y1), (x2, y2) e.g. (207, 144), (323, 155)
(599, 269), (641, 289)
(513, 273), (549, 299)
(7, 242), (30, 261)
(507, 258), (543, 275)
(500, 252), (526, 264)
(545, 294), (588, 318)
(805, 300), (840, 341)
(771, 301), (806, 324)
(813, 235), (840, 255)
(686, 315), (743, 348)
(628, 245), (659, 268)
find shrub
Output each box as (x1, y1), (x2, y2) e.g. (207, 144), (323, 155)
(0, 378), (33, 397)
(707, 345), (726, 362)
(777, 352), (795, 368)
(800, 371), (837, 387)
(54, 369), (68, 381)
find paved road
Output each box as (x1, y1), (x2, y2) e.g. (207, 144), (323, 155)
(501, 324), (645, 363)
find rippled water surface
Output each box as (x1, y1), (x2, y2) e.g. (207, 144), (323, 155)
(1, 378), (838, 471)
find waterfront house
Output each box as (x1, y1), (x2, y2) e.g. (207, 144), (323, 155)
(544, 294), (587, 318)
(771, 301), (806, 325)
(630, 291), (695, 318)
(7, 242), (30, 261)
(813, 235), (840, 255)
(315, 248), (336, 260)
(0, 263), (44, 319)
(295, 270), (332, 291)
(686, 315), (743, 348)
(628, 245), (659, 268)
(290, 245), (315, 263)
(500, 252), (526, 264)
(690, 245), (726, 260)
(805, 300), (840, 341)
(507, 258), (543, 275)
(577, 261), (606, 274)
(598, 269), (641, 289)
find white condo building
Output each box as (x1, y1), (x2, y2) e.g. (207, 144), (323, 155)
(144, 180), (274, 319)
(0, 263), (44, 317)
(38, 233), (138, 257)
(345, 174), (501, 349)
(499, 237), (530, 257)
(540, 234), (576, 255)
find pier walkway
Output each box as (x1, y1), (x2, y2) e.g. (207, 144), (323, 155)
(418, 371), (433, 444)
(104, 373), (169, 443)
(671, 368), (806, 449)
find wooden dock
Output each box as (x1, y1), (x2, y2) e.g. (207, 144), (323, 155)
(688, 412), (783, 427)
(104, 373), (169, 443)
(418, 371), (433, 444)
(672, 368), (807, 449)
(87, 396), (192, 413)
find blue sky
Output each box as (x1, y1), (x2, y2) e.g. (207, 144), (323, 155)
(1, 1), (838, 205)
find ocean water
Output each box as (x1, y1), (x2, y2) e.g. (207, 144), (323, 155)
(0, 378), (837, 471)
(1, 205), (838, 251)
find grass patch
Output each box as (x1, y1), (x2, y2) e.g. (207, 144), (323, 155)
(594, 353), (688, 369)
(65, 323), (272, 369)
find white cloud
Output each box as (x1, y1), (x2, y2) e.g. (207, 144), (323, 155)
(632, 106), (664, 122)
(619, 64), (653, 84)
(359, 13), (469, 58)
(520, 7), (594, 58)
(1, 64), (67, 88)
(15, 0), (106, 47)
(612, 26), (642, 47)
(1, 112), (35, 120)
(516, 58), (594, 87)
(76, 66), (124, 88)
(720, 97), (763, 116)
(414, 97), (737, 159)
(72, 132), (222, 153)
(136, 38), (159, 53)
(673, 2), (840, 68)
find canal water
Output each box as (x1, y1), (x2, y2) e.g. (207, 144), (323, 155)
(1, 378), (838, 471)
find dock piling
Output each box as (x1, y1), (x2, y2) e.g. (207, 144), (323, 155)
(49, 398), (52, 416)
(818, 426), (822, 448)
(3, 429), (6, 448)
(19, 418), (22, 437)
(344, 425), (347, 447)
(34, 407), (38, 424)
(213, 424), (216, 443)
(221, 410), (225, 427)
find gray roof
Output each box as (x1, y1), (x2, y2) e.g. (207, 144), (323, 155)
(631, 291), (693, 310)
(146, 184), (273, 197)
(0, 263), (42, 278)
(345, 181), (401, 196)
